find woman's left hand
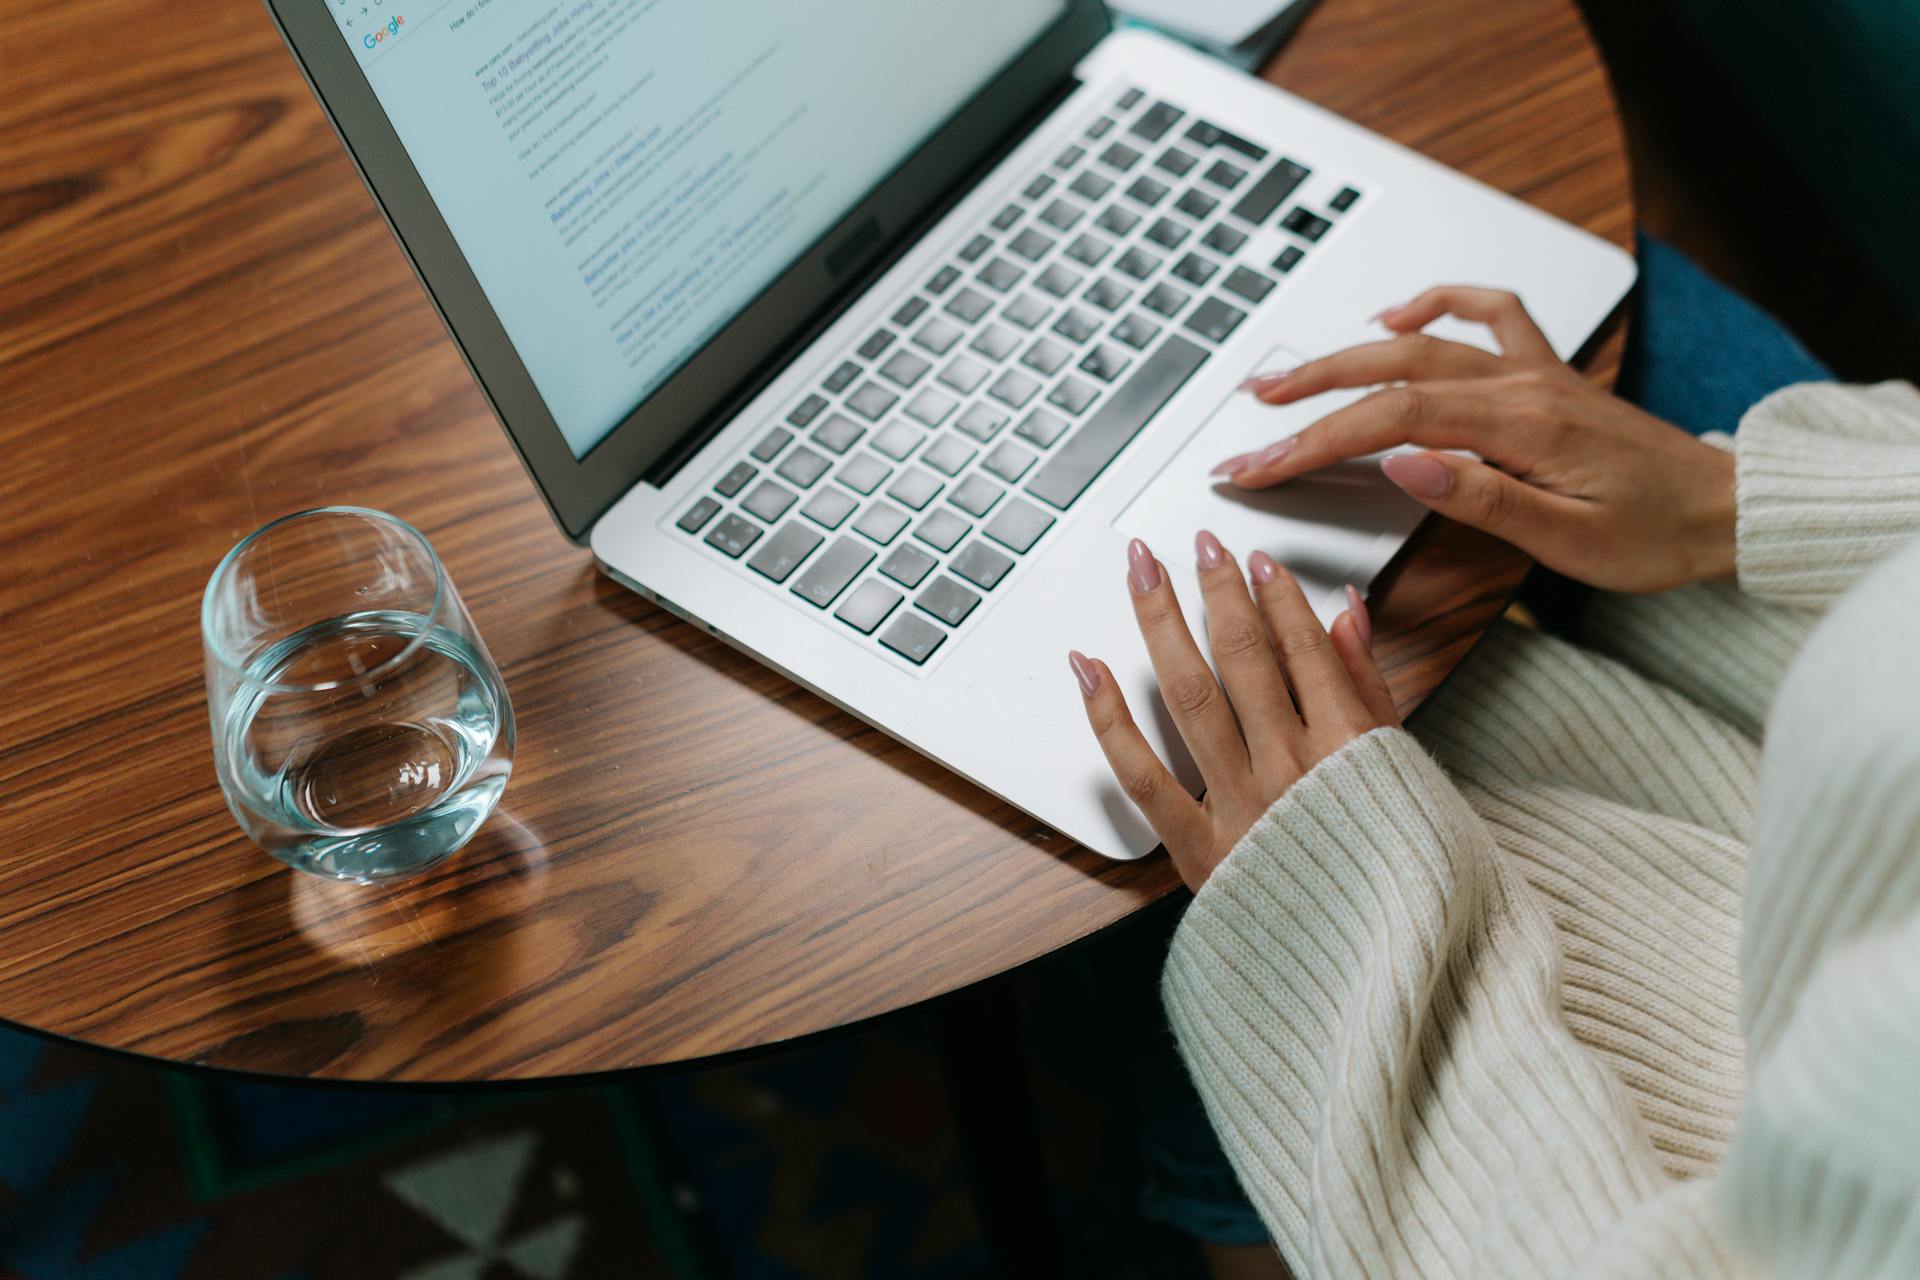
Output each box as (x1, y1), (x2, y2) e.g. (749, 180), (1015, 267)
(1070, 532), (1400, 892)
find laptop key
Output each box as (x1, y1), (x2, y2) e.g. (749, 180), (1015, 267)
(971, 323), (1020, 361)
(1086, 114), (1116, 139)
(949, 473), (1005, 518)
(1156, 147), (1199, 178)
(791, 537), (874, 609)
(1054, 143), (1086, 170)
(677, 496), (721, 534)
(1111, 313), (1161, 350)
(1231, 159), (1310, 225)
(958, 233), (993, 263)
(991, 203), (1024, 232)
(1022, 173), (1055, 201)
(802, 486), (858, 529)
(1079, 343), (1132, 383)
(1172, 253), (1218, 286)
(823, 360), (861, 393)
(1003, 294), (1052, 330)
(927, 264), (961, 295)
(1221, 265), (1277, 304)
(1272, 245), (1305, 273)
(834, 579), (904, 635)
(923, 434), (977, 476)
(715, 461), (757, 497)
(858, 329), (895, 360)
(880, 543), (937, 589)
(939, 355), (990, 394)
(1096, 204), (1142, 236)
(1185, 119), (1266, 161)
(847, 382), (898, 421)
(1115, 246), (1162, 280)
(915, 508), (971, 552)
(870, 420), (924, 461)
(951, 540), (1015, 591)
(750, 427), (793, 462)
(946, 286), (993, 322)
(787, 394), (828, 428)
(1035, 263), (1083, 298)
(914, 317), (964, 355)
(1026, 335), (1209, 510)
(1099, 141), (1143, 172)
(983, 497), (1056, 553)
(1202, 158), (1248, 191)
(892, 297), (929, 326)
(1280, 206), (1332, 241)
(989, 368), (1041, 408)
(813, 412), (865, 454)
(1116, 87), (1144, 110)
(982, 440), (1037, 483)
(887, 467), (944, 510)
(742, 479), (797, 523)
(1175, 188), (1220, 221)
(905, 386), (958, 426)
(1069, 170), (1114, 202)
(776, 445), (830, 488)
(704, 513), (762, 558)
(1038, 198), (1085, 231)
(1330, 186), (1361, 212)
(1142, 281), (1191, 317)
(1048, 376), (1098, 416)
(1022, 337), (1071, 375)
(1184, 296), (1247, 343)
(1201, 223), (1248, 256)
(837, 452), (892, 495)
(1066, 233), (1113, 267)
(1009, 227), (1056, 261)
(747, 521), (824, 583)
(1125, 175), (1171, 207)
(879, 612), (947, 665)
(854, 502), (910, 545)
(881, 349), (932, 387)
(1052, 308), (1100, 344)
(917, 576), (982, 627)
(954, 402), (1008, 442)
(1145, 217), (1191, 250)
(1015, 408), (1069, 449)
(1129, 100), (1185, 143)
(1084, 277), (1132, 312)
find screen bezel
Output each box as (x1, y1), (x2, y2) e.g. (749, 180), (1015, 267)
(263, 0), (1110, 541)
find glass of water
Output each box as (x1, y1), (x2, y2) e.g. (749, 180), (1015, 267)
(201, 507), (515, 882)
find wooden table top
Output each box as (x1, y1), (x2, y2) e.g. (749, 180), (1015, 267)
(0, 0), (1629, 1082)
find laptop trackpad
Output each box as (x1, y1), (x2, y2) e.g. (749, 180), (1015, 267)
(1112, 346), (1428, 622)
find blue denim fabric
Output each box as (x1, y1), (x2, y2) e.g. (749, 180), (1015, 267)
(1129, 232), (1830, 1246)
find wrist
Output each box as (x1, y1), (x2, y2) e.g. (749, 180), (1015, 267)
(1683, 442), (1738, 585)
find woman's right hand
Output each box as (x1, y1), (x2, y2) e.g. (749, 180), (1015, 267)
(1216, 286), (1738, 594)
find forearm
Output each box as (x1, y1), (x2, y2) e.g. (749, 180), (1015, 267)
(1161, 728), (1740, 1278)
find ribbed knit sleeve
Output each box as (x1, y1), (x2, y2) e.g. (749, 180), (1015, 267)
(1734, 381), (1920, 606)
(1161, 727), (1742, 1278)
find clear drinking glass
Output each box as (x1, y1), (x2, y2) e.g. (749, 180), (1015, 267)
(201, 507), (515, 881)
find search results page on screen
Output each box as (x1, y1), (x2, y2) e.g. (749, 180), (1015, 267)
(329, 0), (1065, 457)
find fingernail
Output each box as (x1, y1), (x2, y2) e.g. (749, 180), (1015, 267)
(1238, 371), (1289, 395)
(1127, 537), (1162, 594)
(1370, 302), (1405, 324)
(1381, 453), (1451, 499)
(1194, 529), (1225, 570)
(1209, 452), (1254, 477)
(1251, 437), (1295, 468)
(1248, 550), (1280, 585)
(1346, 584), (1372, 647)
(1068, 649), (1101, 697)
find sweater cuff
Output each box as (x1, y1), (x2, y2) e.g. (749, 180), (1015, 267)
(1735, 381), (1920, 607)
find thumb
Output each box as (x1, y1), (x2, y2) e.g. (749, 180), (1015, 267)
(1379, 452), (1573, 550)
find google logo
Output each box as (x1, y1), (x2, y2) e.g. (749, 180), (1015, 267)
(363, 14), (405, 48)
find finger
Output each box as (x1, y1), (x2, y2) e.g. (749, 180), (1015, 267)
(1379, 451), (1584, 554)
(1245, 552), (1369, 749)
(1377, 286), (1558, 366)
(1234, 332), (1504, 411)
(1226, 380), (1519, 488)
(1126, 537), (1250, 784)
(1071, 651), (1212, 865)
(1330, 589), (1398, 727)
(1192, 530), (1301, 768)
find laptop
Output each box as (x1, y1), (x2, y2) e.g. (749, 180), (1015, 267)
(267, 0), (1634, 860)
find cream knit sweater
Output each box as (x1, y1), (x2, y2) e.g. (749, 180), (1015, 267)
(1161, 381), (1920, 1279)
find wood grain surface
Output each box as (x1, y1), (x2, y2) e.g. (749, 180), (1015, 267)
(0, 0), (1630, 1081)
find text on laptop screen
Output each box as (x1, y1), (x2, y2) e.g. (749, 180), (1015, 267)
(330, 0), (1069, 458)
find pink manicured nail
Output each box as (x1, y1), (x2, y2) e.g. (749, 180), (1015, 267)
(1247, 550), (1280, 585)
(1195, 529), (1225, 570)
(1238, 371), (1290, 395)
(1370, 302), (1406, 324)
(1209, 452), (1254, 477)
(1381, 453), (1451, 499)
(1251, 437), (1295, 468)
(1068, 649), (1101, 697)
(1127, 537), (1162, 594)
(1345, 584), (1372, 648)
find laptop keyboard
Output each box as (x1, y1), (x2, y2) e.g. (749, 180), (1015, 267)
(671, 84), (1363, 668)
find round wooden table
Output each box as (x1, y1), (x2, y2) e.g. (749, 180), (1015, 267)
(0, 0), (1629, 1083)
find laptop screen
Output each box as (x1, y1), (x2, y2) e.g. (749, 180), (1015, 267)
(331, 0), (1069, 459)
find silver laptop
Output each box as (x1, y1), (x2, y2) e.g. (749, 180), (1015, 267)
(268, 0), (1634, 860)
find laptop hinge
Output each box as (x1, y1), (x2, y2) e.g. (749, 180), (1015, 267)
(641, 73), (1083, 489)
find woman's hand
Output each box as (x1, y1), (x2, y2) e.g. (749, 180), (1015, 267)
(1071, 533), (1398, 892)
(1216, 287), (1737, 594)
